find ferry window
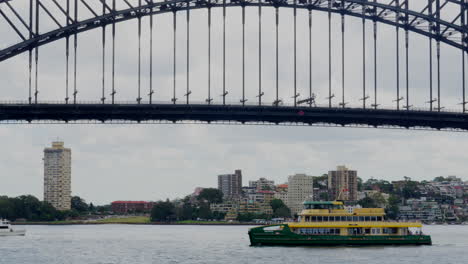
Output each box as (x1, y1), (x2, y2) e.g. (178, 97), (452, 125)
(352, 216), (358, 221)
(377, 216), (382, 221)
(317, 216), (323, 222)
(371, 216), (377, 221)
(311, 216), (317, 222)
(347, 216), (353, 221)
(340, 216), (346, 221)
(323, 216), (328, 222)
(359, 216), (365, 221)
(365, 216), (370, 221)
(305, 216), (310, 222)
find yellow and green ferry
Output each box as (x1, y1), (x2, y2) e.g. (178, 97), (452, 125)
(248, 201), (431, 246)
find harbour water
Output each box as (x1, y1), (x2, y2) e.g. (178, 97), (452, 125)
(1, 225), (467, 264)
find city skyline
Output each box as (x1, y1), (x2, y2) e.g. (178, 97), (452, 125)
(1, 128), (468, 205)
(1, 3), (468, 205)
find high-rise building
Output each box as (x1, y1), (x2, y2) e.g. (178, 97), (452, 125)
(249, 177), (275, 191)
(286, 174), (314, 216)
(43, 141), (71, 210)
(217, 169), (242, 199)
(328, 165), (358, 201)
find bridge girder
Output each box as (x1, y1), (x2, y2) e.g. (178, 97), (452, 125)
(0, 0), (467, 63)
(1, 103), (468, 131)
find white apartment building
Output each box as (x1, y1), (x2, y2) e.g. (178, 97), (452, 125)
(286, 174), (314, 216)
(43, 141), (71, 210)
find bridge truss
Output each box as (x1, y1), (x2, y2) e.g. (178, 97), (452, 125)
(0, 0), (467, 130)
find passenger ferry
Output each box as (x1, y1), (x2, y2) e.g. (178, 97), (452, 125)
(248, 201), (431, 246)
(0, 219), (26, 236)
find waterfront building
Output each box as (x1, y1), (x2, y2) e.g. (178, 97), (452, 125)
(328, 165), (358, 201)
(218, 170), (242, 199)
(238, 200), (273, 215)
(286, 174), (314, 216)
(249, 178), (275, 191)
(43, 141), (71, 210)
(210, 201), (239, 214)
(274, 184), (288, 203)
(111, 201), (154, 214)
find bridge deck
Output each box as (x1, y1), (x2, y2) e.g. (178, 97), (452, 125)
(1, 104), (468, 130)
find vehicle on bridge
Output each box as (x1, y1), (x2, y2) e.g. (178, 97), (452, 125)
(248, 201), (431, 246)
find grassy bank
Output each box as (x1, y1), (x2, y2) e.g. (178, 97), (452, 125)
(13, 217), (257, 225)
(93, 216), (150, 224)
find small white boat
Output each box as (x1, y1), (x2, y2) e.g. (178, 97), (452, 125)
(0, 219), (25, 236)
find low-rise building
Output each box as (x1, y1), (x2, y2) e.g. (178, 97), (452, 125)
(111, 201), (154, 214)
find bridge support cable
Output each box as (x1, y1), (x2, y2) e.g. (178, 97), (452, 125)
(258, 1), (263, 106)
(275, 7), (279, 106)
(241, 5), (246, 106)
(308, 7), (312, 107)
(428, 0), (434, 111)
(186, 0), (191, 105)
(34, 0), (39, 104)
(207, 6), (212, 105)
(101, 0), (106, 104)
(405, 0), (410, 110)
(137, 0), (142, 104)
(461, 1), (466, 112)
(293, 1), (298, 107)
(73, 0), (78, 104)
(328, 1), (332, 108)
(340, 2), (345, 109)
(362, 1), (367, 109)
(395, 0), (401, 110)
(28, 0), (33, 104)
(172, 10), (177, 104)
(372, 0), (378, 109)
(65, 0), (70, 104)
(222, 0), (227, 105)
(149, 0), (154, 104)
(112, 0), (116, 104)
(436, 0), (441, 112)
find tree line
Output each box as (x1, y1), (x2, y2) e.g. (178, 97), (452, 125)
(0, 195), (109, 221)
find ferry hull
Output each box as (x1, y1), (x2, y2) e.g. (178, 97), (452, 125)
(249, 226), (431, 246)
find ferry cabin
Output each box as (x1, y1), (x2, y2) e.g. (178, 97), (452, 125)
(288, 201), (422, 236)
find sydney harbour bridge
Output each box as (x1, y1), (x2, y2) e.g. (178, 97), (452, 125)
(0, 0), (467, 130)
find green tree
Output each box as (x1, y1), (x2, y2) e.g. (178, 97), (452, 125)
(270, 199), (287, 211)
(71, 196), (89, 213)
(270, 199), (291, 218)
(150, 199), (175, 222)
(196, 203), (212, 219)
(313, 175), (328, 189)
(386, 195), (401, 220)
(197, 188), (223, 204)
(274, 207), (291, 218)
(0, 197), (15, 219)
(358, 197), (378, 208)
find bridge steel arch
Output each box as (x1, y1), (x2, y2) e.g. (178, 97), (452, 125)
(0, 0), (467, 63)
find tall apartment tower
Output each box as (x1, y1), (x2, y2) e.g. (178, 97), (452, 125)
(217, 169), (242, 199)
(43, 141), (72, 210)
(286, 174), (314, 216)
(328, 165), (358, 201)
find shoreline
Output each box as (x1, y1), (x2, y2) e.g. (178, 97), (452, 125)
(12, 222), (258, 226)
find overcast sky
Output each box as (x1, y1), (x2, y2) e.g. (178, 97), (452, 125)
(0, 1), (467, 205)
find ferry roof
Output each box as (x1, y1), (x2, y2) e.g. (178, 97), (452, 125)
(303, 201), (343, 205)
(288, 222), (423, 228)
